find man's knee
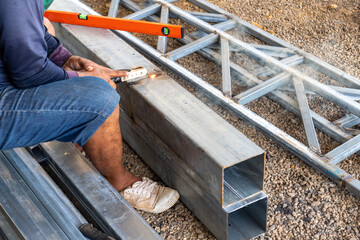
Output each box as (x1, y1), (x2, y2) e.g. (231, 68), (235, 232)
(72, 76), (120, 117)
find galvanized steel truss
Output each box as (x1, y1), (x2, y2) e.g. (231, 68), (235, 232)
(109, 0), (360, 199)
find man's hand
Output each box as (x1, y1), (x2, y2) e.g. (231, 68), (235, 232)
(63, 56), (96, 72)
(63, 56), (128, 88)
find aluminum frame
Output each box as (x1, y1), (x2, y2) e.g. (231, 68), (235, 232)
(110, 0), (360, 199)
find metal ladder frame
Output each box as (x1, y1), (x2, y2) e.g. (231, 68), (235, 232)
(107, 0), (360, 199)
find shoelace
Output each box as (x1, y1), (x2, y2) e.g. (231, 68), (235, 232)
(125, 178), (157, 199)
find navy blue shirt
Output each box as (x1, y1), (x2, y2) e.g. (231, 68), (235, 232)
(0, 0), (69, 90)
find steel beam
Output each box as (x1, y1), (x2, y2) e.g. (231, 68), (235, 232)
(293, 78), (321, 152)
(256, 54), (304, 78)
(248, 44), (295, 58)
(326, 134), (360, 164)
(0, 204), (25, 240)
(121, 0), (158, 21)
(123, 3), (161, 20)
(333, 114), (360, 128)
(120, 109), (267, 240)
(108, 0), (120, 17)
(188, 20), (237, 39)
(329, 86), (360, 101)
(221, 37), (231, 97)
(185, 11), (227, 23)
(157, 5), (169, 54)
(0, 152), (72, 240)
(118, 69), (265, 208)
(40, 142), (162, 240)
(206, 43), (296, 58)
(166, 33), (219, 61)
(2, 148), (87, 239)
(235, 73), (290, 105)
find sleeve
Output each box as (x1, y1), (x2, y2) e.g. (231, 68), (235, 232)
(0, 0), (69, 89)
(44, 26), (78, 78)
(44, 27), (60, 55)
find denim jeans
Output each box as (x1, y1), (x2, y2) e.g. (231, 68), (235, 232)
(0, 77), (119, 150)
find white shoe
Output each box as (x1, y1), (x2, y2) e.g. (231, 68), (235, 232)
(121, 177), (179, 213)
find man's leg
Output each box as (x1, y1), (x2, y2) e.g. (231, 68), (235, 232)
(83, 105), (140, 191)
(0, 76), (179, 213)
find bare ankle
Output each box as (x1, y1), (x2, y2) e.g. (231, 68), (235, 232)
(108, 170), (140, 191)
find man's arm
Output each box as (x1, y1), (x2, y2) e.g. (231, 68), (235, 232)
(0, 0), (68, 89)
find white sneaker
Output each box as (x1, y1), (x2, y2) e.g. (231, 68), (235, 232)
(121, 177), (180, 213)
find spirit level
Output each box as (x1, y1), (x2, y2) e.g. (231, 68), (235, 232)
(44, 10), (184, 38)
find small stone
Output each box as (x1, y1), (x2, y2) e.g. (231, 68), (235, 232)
(198, 234), (205, 239)
(230, 115), (238, 122)
(174, 204), (182, 211)
(311, 201), (321, 207)
(328, 4), (338, 9)
(288, 192), (296, 198)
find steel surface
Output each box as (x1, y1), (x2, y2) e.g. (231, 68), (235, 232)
(2, 148), (87, 239)
(108, 0), (120, 17)
(40, 141), (162, 240)
(0, 204), (25, 240)
(221, 37), (231, 97)
(0, 152), (71, 239)
(157, 6), (169, 53)
(120, 109), (267, 240)
(293, 78), (321, 152)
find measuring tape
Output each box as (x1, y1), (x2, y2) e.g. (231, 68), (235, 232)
(44, 10), (184, 38)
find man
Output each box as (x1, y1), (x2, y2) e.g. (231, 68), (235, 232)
(0, 0), (179, 213)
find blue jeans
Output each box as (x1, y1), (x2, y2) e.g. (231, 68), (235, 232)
(0, 77), (119, 150)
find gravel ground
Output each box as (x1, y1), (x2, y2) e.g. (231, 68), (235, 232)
(80, 1), (360, 239)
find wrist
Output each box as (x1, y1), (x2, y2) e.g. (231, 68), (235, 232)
(49, 45), (73, 67)
(66, 71), (78, 79)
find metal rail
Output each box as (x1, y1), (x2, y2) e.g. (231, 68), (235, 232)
(40, 141), (162, 240)
(0, 152), (75, 240)
(108, 0), (360, 199)
(2, 148), (88, 240)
